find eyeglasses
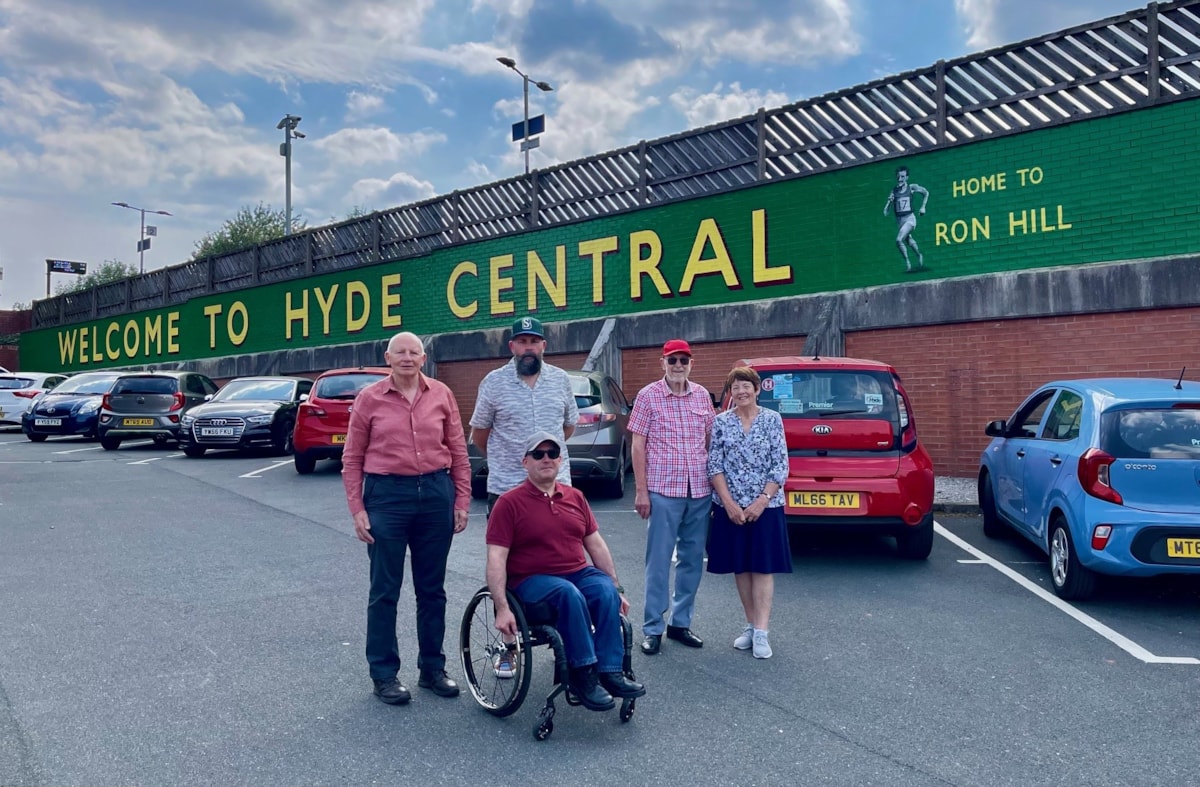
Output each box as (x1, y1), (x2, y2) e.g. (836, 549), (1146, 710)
(527, 447), (561, 460)
(665, 356), (691, 366)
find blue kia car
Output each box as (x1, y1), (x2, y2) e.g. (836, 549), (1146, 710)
(978, 377), (1200, 600)
(22, 371), (125, 441)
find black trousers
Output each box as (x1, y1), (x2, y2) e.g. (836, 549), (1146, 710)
(363, 470), (454, 680)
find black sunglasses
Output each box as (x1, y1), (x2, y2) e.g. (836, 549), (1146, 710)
(665, 356), (691, 366)
(527, 447), (561, 460)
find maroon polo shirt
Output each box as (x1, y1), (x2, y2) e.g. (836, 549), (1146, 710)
(486, 479), (598, 588)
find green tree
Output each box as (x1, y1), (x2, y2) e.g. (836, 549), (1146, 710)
(192, 202), (306, 260)
(54, 259), (138, 295)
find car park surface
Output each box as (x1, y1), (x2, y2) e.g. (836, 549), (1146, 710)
(6, 430), (1200, 785)
(979, 377), (1200, 600)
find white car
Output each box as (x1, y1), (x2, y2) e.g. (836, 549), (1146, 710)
(0, 372), (70, 427)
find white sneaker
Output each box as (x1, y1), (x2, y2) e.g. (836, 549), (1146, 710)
(733, 624), (754, 651)
(493, 650), (516, 679)
(752, 629), (772, 659)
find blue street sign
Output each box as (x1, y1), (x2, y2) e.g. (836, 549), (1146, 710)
(511, 114), (546, 141)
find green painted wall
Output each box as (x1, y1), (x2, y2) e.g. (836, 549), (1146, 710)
(22, 99), (1200, 372)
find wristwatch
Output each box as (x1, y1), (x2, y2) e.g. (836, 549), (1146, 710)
(615, 584), (626, 594)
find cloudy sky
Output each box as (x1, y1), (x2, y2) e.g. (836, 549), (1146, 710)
(0, 0), (1141, 308)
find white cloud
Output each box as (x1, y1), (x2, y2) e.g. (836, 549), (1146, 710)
(314, 128), (448, 167)
(346, 91), (386, 120)
(347, 171), (437, 206)
(954, 0), (1001, 49)
(669, 82), (791, 129)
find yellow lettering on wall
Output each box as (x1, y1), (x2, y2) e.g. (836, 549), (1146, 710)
(89, 326), (102, 362)
(314, 285), (340, 336)
(489, 255), (515, 316)
(203, 304), (223, 348)
(447, 262), (479, 319)
(751, 209), (790, 285)
(629, 231), (670, 301)
(58, 331), (78, 366)
(579, 237), (618, 305)
(527, 248), (566, 311)
(144, 315), (163, 356)
(78, 326), (90, 365)
(166, 312), (180, 354)
(346, 281), (370, 332)
(680, 218), (740, 295)
(286, 290), (309, 340)
(123, 320), (139, 358)
(105, 323), (120, 360)
(227, 302), (248, 346)
(381, 274), (403, 328)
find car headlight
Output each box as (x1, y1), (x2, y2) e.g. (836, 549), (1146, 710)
(180, 414), (195, 427)
(79, 399), (102, 414)
(245, 414), (274, 425)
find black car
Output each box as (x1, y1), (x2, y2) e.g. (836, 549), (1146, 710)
(98, 371), (219, 449)
(179, 376), (313, 457)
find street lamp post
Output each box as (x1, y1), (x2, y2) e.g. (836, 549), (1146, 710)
(111, 202), (172, 274)
(277, 115), (305, 235)
(497, 57), (553, 174)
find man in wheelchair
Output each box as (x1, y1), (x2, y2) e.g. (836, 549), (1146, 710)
(486, 431), (646, 711)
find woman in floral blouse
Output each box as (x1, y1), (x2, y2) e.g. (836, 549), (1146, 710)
(707, 366), (791, 659)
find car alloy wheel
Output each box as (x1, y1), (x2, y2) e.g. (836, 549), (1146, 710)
(1048, 519), (1097, 600)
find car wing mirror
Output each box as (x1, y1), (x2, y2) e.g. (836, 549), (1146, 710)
(299, 393), (309, 402)
(204, 393), (213, 401)
(985, 419), (1007, 437)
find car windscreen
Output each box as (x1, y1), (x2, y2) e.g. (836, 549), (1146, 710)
(0, 377), (35, 390)
(756, 370), (899, 421)
(112, 376), (178, 395)
(213, 379), (296, 402)
(1101, 407), (1200, 459)
(569, 375), (601, 408)
(315, 373), (384, 399)
(50, 375), (121, 395)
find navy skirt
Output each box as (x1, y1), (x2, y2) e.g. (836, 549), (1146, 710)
(706, 504), (793, 575)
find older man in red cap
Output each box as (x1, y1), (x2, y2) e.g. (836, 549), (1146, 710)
(627, 339), (715, 655)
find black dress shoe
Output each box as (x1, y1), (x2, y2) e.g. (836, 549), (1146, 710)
(372, 677), (412, 705)
(640, 634), (662, 655)
(600, 672), (646, 699)
(666, 625), (704, 648)
(418, 670), (460, 698)
(569, 667), (616, 712)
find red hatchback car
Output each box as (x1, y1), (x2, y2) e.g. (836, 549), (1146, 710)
(722, 356), (935, 559)
(292, 367), (389, 474)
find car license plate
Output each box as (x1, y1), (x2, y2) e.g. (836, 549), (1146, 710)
(332, 434), (347, 444)
(789, 491), (861, 509)
(122, 418), (155, 427)
(200, 427), (235, 437)
(35, 418), (63, 427)
(1166, 539), (1200, 558)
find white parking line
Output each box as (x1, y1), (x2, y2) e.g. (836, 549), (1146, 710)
(127, 452), (183, 465)
(936, 522), (1200, 666)
(53, 445), (105, 454)
(240, 460), (293, 478)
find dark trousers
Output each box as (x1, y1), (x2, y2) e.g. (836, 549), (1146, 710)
(364, 471), (454, 681)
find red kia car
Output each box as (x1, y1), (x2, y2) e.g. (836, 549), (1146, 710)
(292, 367), (388, 474)
(722, 356), (935, 559)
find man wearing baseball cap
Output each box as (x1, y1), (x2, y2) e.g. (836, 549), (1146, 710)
(470, 316), (578, 514)
(628, 338), (715, 655)
(486, 431), (645, 711)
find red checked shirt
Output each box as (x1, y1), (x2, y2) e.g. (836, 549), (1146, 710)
(627, 378), (715, 499)
(341, 373), (472, 515)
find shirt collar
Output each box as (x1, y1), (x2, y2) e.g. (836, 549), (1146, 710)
(383, 372), (430, 394)
(520, 478), (565, 499)
(657, 377), (697, 397)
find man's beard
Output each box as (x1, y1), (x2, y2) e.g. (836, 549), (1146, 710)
(517, 353), (542, 376)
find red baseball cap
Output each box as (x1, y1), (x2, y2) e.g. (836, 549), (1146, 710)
(661, 339), (692, 357)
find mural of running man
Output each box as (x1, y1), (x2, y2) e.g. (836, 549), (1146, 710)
(882, 165), (930, 272)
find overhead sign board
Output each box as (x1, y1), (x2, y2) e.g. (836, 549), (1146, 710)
(511, 114), (546, 141)
(46, 259), (87, 275)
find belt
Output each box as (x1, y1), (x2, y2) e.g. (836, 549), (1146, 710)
(366, 469), (449, 480)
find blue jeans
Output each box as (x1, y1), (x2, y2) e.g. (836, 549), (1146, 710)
(643, 492), (709, 636)
(514, 567), (623, 674)
(363, 471), (454, 681)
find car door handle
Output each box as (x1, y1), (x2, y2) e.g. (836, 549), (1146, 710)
(1016, 449), (1025, 458)
(1049, 456), (1062, 466)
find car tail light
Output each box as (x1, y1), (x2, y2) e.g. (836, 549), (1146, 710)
(1078, 448), (1122, 505)
(300, 403), (327, 419)
(896, 390), (918, 450)
(168, 392), (185, 411)
(102, 393), (112, 411)
(12, 389), (39, 399)
(577, 413), (616, 425)
(1091, 525), (1113, 550)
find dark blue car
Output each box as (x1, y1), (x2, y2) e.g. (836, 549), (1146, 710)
(979, 377), (1200, 600)
(22, 371), (125, 442)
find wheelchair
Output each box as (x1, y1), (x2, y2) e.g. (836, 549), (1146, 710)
(458, 586), (639, 741)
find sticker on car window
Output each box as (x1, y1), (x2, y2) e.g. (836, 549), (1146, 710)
(865, 393), (883, 407)
(770, 374), (793, 398)
(779, 400), (805, 414)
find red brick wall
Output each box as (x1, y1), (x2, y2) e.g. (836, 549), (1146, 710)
(0, 310), (32, 371)
(437, 351), (591, 426)
(0, 346), (17, 371)
(622, 336), (807, 398)
(847, 307), (1200, 477)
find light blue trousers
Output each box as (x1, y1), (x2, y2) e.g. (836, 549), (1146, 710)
(643, 492), (709, 636)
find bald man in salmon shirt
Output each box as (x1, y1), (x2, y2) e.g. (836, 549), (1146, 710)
(342, 331), (471, 706)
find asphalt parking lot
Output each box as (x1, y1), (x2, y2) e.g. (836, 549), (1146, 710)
(5, 430), (1200, 786)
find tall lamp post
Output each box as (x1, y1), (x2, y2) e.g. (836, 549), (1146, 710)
(111, 201), (172, 274)
(496, 57), (553, 174)
(277, 114), (305, 235)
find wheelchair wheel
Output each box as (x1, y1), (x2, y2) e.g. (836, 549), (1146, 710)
(459, 587), (532, 717)
(620, 697), (635, 723)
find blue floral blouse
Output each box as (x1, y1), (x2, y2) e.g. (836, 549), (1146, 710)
(707, 407), (788, 508)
